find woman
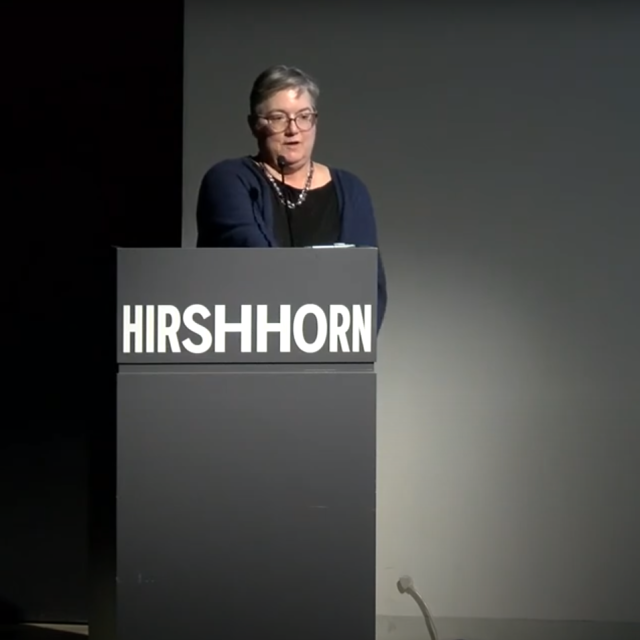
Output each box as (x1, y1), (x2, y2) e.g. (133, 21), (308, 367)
(196, 64), (388, 331)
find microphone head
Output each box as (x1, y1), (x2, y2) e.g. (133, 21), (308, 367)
(276, 155), (287, 169)
(397, 575), (414, 593)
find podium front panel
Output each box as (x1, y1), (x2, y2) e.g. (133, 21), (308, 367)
(115, 368), (376, 640)
(116, 247), (378, 365)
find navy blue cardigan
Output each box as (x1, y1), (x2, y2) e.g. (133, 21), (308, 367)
(196, 156), (387, 330)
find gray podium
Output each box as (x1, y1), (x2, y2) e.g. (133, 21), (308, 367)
(93, 247), (378, 640)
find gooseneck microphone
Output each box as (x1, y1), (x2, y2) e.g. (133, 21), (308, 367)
(276, 155), (295, 246)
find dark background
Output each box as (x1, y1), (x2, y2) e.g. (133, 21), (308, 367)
(3, 0), (640, 629)
(3, 2), (183, 623)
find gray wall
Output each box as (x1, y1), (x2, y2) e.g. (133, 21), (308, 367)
(182, 2), (640, 634)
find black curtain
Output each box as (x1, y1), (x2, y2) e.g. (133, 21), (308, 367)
(2, 1), (184, 623)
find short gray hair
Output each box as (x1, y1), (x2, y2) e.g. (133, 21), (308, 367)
(249, 65), (320, 116)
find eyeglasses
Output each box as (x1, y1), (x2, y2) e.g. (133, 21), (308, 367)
(257, 111), (318, 133)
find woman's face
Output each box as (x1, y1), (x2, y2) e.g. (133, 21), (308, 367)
(251, 88), (317, 172)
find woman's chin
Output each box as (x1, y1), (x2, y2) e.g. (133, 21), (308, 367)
(289, 152), (312, 167)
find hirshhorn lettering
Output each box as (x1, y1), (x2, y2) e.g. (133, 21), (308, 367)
(121, 304), (372, 354)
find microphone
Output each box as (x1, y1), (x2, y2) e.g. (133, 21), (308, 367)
(276, 155), (294, 246)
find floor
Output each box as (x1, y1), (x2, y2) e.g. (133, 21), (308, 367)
(2, 624), (88, 639)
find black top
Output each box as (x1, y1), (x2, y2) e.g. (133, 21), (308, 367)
(270, 180), (341, 248)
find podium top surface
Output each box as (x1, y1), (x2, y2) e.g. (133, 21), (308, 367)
(116, 247), (378, 365)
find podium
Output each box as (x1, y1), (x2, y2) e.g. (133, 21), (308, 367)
(92, 247), (378, 640)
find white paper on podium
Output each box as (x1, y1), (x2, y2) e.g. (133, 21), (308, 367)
(307, 243), (356, 248)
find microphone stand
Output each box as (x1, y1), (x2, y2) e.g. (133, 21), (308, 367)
(277, 155), (295, 246)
